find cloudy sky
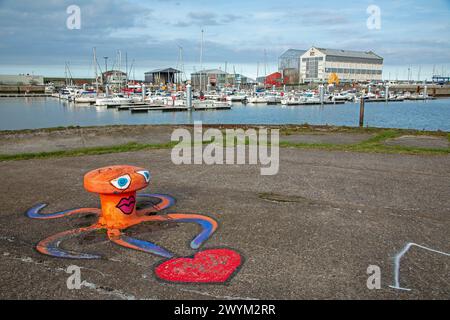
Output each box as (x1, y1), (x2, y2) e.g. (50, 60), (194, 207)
(0, 0), (449, 80)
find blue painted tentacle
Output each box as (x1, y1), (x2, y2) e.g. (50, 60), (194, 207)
(165, 214), (218, 250)
(27, 203), (100, 220)
(136, 194), (176, 214)
(108, 231), (174, 259)
(36, 224), (103, 259)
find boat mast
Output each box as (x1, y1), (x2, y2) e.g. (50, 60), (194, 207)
(264, 49), (268, 77)
(257, 61), (259, 80)
(177, 45), (185, 84)
(93, 47), (99, 95)
(64, 62), (68, 86)
(200, 29), (204, 92)
(233, 65), (236, 90)
(126, 52), (128, 85)
(129, 59), (135, 83)
(118, 50), (122, 92)
(224, 61), (228, 88)
(66, 62), (74, 86)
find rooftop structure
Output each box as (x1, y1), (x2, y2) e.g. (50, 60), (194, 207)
(144, 68), (182, 85)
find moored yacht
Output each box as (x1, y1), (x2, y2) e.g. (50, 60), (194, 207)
(95, 94), (133, 106)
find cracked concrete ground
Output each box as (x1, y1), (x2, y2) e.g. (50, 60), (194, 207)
(0, 148), (449, 299)
(280, 132), (374, 145)
(0, 125), (176, 155)
(384, 135), (449, 149)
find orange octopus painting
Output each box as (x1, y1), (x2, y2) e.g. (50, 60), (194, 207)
(27, 165), (242, 283)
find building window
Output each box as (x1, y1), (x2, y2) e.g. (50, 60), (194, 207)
(304, 57), (319, 78)
(325, 55), (383, 65)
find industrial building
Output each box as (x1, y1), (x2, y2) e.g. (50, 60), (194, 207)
(191, 69), (254, 90)
(279, 47), (383, 84)
(191, 69), (227, 90)
(44, 77), (94, 86)
(0, 74), (44, 86)
(144, 68), (182, 85)
(278, 49), (306, 85)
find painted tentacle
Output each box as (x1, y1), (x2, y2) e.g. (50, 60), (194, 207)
(165, 214), (218, 250)
(107, 229), (173, 259)
(36, 224), (103, 259)
(136, 194), (176, 215)
(27, 203), (100, 220)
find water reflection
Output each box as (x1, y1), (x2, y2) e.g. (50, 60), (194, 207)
(0, 97), (449, 131)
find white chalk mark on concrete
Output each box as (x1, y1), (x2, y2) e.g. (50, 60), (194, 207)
(390, 242), (450, 291)
(81, 281), (139, 300)
(0, 236), (15, 242)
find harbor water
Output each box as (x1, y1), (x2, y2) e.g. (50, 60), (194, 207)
(0, 97), (449, 131)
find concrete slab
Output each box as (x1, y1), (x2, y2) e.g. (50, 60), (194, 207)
(280, 132), (374, 145)
(384, 135), (449, 149)
(0, 149), (449, 299)
(0, 125), (176, 155)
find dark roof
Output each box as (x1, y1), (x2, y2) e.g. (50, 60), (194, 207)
(314, 47), (383, 60)
(145, 68), (181, 74)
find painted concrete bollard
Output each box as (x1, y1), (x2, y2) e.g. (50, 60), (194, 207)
(26, 165), (242, 283)
(84, 165), (152, 230)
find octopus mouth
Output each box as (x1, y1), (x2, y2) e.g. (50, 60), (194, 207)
(116, 196), (136, 215)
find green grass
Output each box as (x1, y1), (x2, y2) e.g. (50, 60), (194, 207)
(0, 142), (178, 161)
(279, 125), (449, 137)
(279, 141), (449, 155)
(280, 129), (450, 155)
(0, 126), (449, 162)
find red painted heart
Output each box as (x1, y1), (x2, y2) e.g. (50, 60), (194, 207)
(155, 249), (242, 283)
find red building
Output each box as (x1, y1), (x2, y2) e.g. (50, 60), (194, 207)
(264, 72), (284, 87)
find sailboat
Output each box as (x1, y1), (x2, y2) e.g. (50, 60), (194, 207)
(95, 49), (132, 107)
(74, 48), (99, 104)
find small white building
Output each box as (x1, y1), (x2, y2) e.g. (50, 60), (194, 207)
(300, 47), (383, 83)
(102, 70), (127, 86)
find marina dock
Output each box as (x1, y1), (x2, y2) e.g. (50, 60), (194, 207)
(0, 93), (52, 97)
(126, 105), (232, 113)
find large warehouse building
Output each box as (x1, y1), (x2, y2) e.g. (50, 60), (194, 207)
(278, 49), (306, 85)
(144, 67), (182, 85)
(279, 47), (383, 84)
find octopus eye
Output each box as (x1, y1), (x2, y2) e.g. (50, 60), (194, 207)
(111, 174), (131, 190)
(137, 170), (151, 183)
